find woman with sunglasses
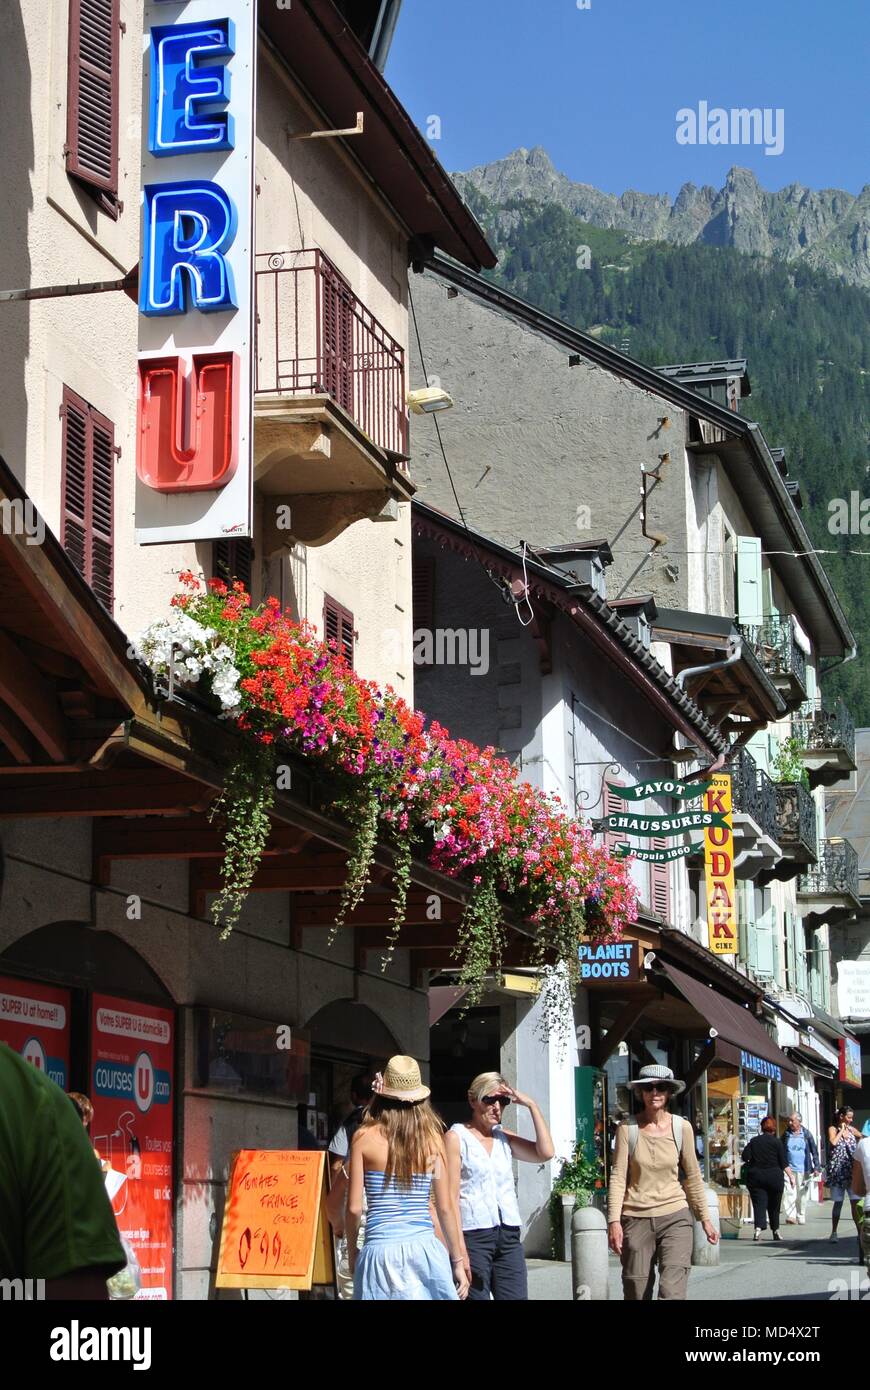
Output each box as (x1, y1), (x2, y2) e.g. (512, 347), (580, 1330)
(607, 1065), (718, 1300)
(445, 1071), (554, 1301)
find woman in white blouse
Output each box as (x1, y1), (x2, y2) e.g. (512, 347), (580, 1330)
(445, 1071), (554, 1301)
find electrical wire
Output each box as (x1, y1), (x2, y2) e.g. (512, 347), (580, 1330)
(514, 542), (536, 627)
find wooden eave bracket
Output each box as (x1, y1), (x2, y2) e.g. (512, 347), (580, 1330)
(287, 112), (364, 140)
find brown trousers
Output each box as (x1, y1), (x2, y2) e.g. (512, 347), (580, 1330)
(620, 1208), (694, 1301)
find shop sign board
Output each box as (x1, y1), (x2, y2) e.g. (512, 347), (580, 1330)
(90, 995), (175, 1299)
(216, 1150), (335, 1290)
(704, 773), (736, 955)
(615, 841), (703, 862)
(0, 975), (71, 1090)
(606, 778), (715, 802)
(605, 809), (730, 837)
(740, 1049), (782, 1083)
(839, 1035), (862, 1089)
(836, 959), (870, 1020)
(135, 0), (256, 544)
(578, 940), (639, 981)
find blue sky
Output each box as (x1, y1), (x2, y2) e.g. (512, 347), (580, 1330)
(386, 0), (869, 197)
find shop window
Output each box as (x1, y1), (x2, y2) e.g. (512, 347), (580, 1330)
(65, 0), (122, 219)
(61, 385), (115, 612)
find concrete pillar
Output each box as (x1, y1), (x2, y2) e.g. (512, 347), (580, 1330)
(571, 1206), (608, 1300)
(692, 1187), (721, 1266)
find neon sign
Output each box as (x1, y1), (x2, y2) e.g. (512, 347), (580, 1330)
(136, 0), (255, 542)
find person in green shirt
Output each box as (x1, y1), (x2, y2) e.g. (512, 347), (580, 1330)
(0, 1043), (125, 1298)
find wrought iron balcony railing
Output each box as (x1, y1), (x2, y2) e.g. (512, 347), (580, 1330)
(798, 837), (860, 900)
(793, 697), (856, 766)
(255, 249), (408, 459)
(724, 747), (778, 840)
(773, 781), (818, 861)
(737, 618), (807, 703)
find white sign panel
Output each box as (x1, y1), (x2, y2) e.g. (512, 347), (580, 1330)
(836, 959), (870, 1020)
(135, 0), (256, 544)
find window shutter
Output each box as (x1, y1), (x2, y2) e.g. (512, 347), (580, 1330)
(603, 782), (625, 855)
(736, 536), (763, 626)
(62, 386), (115, 612)
(321, 262), (354, 415)
(66, 0), (121, 209)
(649, 838), (671, 921)
(754, 895), (775, 977)
(213, 538), (253, 592)
(324, 595), (355, 667)
(412, 556), (435, 636)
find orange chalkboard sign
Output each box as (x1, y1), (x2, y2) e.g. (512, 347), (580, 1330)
(216, 1150), (335, 1290)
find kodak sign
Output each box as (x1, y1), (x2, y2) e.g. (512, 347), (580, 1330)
(704, 773), (736, 955)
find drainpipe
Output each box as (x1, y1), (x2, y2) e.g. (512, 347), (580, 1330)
(674, 637), (743, 693)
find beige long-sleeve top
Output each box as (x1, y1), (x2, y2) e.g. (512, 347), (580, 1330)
(607, 1119), (709, 1224)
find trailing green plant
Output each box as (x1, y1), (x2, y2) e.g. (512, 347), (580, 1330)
(548, 1144), (606, 1255)
(771, 733), (810, 788)
(208, 742), (276, 940)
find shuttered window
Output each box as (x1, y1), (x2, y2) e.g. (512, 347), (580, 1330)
(213, 538), (253, 593)
(321, 263), (355, 414)
(324, 596), (355, 667)
(603, 782), (625, 855)
(412, 556), (435, 666)
(649, 838), (671, 922)
(66, 0), (121, 215)
(61, 386), (115, 611)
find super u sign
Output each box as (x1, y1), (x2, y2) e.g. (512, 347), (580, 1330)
(135, 0), (256, 545)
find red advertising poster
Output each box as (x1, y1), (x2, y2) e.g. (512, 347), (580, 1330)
(0, 974), (71, 1090)
(90, 994), (175, 1299)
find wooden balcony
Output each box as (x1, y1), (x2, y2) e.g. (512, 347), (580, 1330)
(253, 250), (413, 548)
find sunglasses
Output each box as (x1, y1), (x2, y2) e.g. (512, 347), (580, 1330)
(481, 1094), (511, 1108)
(639, 1083), (672, 1093)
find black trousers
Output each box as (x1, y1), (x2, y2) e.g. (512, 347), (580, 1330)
(463, 1224), (528, 1301)
(747, 1171), (785, 1232)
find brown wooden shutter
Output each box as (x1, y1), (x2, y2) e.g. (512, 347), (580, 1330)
(61, 386), (115, 612)
(321, 260), (355, 415)
(66, 0), (121, 211)
(649, 839), (671, 922)
(324, 595), (355, 667)
(603, 782), (625, 854)
(213, 538), (253, 592)
(412, 556), (435, 635)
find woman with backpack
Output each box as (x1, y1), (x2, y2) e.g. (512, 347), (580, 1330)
(607, 1065), (718, 1300)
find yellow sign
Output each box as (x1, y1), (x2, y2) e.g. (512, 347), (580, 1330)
(704, 773), (736, 955)
(216, 1150), (335, 1291)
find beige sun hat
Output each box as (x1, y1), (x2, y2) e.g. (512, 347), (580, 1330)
(373, 1055), (431, 1103)
(627, 1064), (686, 1099)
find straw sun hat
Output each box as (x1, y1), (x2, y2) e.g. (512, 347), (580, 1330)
(372, 1055), (431, 1103)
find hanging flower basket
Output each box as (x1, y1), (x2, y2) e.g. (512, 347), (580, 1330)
(136, 575), (639, 1036)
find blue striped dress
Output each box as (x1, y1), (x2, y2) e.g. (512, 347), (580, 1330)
(353, 1170), (458, 1301)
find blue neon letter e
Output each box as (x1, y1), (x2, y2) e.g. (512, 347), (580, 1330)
(141, 182), (238, 315)
(149, 20), (235, 156)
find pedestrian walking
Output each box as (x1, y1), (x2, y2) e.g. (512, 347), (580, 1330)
(851, 1136), (870, 1269)
(445, 1071), (554, 1301)
(826, 1106), (863, 1246)
(742, 1117), (794, 1241)
(0, 1044), (125, 1297)
(781, 1111), (820, 1225)
(607, 1064), (718, 1301)
(326, 1074), (373, 1300)
(826, 1106), (863, 1255)
(346, 1056), (468, 1300)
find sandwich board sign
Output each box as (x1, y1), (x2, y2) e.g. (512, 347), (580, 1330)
(216, 1149), (335, 1291)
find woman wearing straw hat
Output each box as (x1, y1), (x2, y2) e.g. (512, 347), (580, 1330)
(607, 1064), (718, 1300)
(346, 1056), (469, 1300)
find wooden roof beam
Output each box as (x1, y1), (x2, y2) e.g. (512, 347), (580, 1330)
(0, 631), (69, 761)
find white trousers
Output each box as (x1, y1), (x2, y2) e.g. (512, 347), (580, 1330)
(784, 1172), (811, 1221)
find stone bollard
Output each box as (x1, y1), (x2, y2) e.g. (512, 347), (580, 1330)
(571, 1205), (609, 1300)
(692, 1186), (721, 1267)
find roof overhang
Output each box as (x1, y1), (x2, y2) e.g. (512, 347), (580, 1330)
(413, 502), (727, 760)
(258, 3), (495, 271)
(653, 606), (786, 725)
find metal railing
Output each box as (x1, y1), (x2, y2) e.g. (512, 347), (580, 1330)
(773, 781), (818, 859)
(793, 697), (856, 765)
(798, 837), (859, 899)
(737, 617), (807, 697)
(255, 249), (408, 459)
(725, 747), (777, 840)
